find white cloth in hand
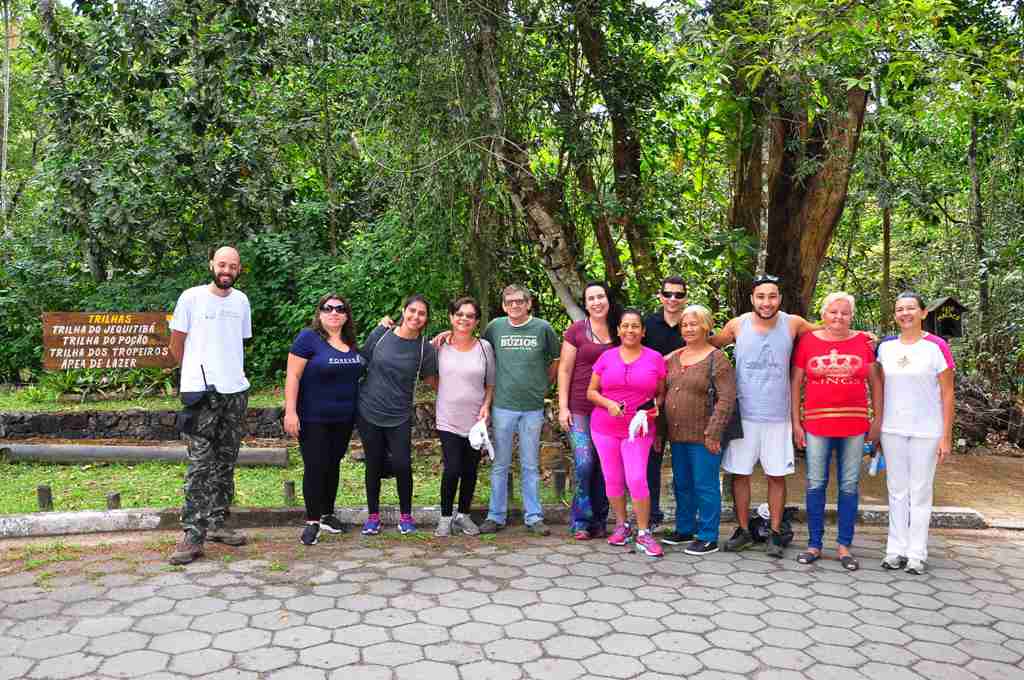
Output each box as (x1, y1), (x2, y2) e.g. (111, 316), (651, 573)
(628, 410), (649, 442)
(468, 419), (495, 461)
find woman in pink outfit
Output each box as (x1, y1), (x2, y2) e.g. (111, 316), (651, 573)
(587, 309), (667, 557)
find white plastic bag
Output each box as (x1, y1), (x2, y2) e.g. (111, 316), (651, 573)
(468, 419), (495, 461)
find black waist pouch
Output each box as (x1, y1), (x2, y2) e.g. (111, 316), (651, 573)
(176, 391), (209, 434)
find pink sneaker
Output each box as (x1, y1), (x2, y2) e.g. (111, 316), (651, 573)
(636, 532), (663, 558)
(608, 523), (632, 546)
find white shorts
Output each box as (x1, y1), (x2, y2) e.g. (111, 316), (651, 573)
(722, 420), (796, 477)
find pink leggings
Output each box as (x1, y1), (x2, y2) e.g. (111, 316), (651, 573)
(591, 430), (653, 499)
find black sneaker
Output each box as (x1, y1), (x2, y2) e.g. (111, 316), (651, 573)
(765, 531), (785, 558)
(320, 514), (347, 534)
(478, 519), (505, 534)
(724, 527), (753, 552)
(301, 522), (321, 546)
(660, 532), (694, 546)
(684, 540), (719, 556)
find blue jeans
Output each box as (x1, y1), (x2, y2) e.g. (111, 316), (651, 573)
(671, 442), (722, 543)
(488, 407), (545, 526)
(569, 413), (609, 533)
(805, 432), (864, 549)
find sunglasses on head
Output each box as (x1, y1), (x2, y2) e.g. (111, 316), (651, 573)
(660, 291), (687, 300)
(320, 304), (348, 313)
(752, 274), (781, 287)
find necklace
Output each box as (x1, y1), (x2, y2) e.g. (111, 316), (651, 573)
(587, 318), (610, 344)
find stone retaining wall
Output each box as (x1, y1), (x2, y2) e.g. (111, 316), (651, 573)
(0, 401), (564, 443)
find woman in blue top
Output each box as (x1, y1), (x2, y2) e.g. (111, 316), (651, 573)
(285, 293), (365, 546)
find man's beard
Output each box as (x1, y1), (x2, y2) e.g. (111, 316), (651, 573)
(754, 307), (778, 320)
(212, 272), (237, 290)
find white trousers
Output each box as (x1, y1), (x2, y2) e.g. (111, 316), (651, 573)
(881, 433), (940, 562)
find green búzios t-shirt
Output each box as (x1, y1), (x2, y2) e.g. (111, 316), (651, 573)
(483, 316), (560, 412)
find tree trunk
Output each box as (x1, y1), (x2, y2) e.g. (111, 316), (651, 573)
(576, 3), (660, 300)
(968, 111), (989, 331)
(728, 107), (764, 314)
(575, 158), (625, 297)
(879, 137), (893, 334)
(1, 0), (12, 235)
(761, 87), (869, 317)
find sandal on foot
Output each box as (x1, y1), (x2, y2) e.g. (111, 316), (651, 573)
(839, 555), (860, 571)
(797, 550), (820, 565)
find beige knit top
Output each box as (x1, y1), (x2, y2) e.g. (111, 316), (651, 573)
(664, 348), (737, 444)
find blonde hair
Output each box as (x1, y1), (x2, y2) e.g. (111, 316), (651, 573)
(819, 291), (856, 317)
(681, 304), (714, 336)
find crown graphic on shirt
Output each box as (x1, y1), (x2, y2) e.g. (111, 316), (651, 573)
(807, 348), (863, 376)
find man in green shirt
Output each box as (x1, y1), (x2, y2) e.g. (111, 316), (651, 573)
(479, 284), (560, 535)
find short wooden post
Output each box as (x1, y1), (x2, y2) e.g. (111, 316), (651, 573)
(106, 492), (121, 510)
(283, 480), (296, 506)
(37, 485), (53, 512)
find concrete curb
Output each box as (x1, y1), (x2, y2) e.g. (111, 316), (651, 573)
(0, 503), (992, 539)
(1, 443), (288, 467)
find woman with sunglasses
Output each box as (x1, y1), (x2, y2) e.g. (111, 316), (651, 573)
(558, 282), (619, 540)
(285, 293), (365, 546)
(434, 297), (495, 537)
(358, 294), (439, 535)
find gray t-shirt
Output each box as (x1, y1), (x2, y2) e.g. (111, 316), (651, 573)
(735, 311), (793, 422)
(358, 326), (438, 427)
(436, 340), (496, 437)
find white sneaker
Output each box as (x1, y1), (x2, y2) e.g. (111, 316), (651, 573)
(435, 516), (453, 538)
(452, 513), (480, 536)
(881, 554), (907, 570)
(905, 559), (926, 575)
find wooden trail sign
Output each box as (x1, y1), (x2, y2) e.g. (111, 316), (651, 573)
(42, 312), (174, 370)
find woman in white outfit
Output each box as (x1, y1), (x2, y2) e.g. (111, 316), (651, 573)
(874, 292), (955, 575)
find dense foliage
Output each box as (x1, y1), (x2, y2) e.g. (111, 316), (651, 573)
(0, 0), (1021, 392)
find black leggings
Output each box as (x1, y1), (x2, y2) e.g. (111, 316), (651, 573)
(357, 414), (413, 515)
(299, 420), (355, 521)
(439, 430), (482, 516)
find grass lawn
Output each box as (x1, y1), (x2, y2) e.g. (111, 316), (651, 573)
(0, 386), (284, 413)
(0, 443), (565, 515)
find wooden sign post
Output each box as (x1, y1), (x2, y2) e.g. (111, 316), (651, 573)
(42, 312), (175, 370)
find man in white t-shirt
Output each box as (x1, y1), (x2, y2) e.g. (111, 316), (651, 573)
(168, 246), (253, 565)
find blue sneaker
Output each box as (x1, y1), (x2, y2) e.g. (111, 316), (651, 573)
(399, 514), (416, 535)
(361, 513), (381, 535)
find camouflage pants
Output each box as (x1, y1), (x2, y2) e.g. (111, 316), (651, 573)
(180, 390), (249, 543)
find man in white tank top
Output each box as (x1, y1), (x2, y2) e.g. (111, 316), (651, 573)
(711, 275), (818, 558)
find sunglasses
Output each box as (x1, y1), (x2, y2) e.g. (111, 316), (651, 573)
(752, 274), (781, 286)
(660, 291), (687, 300)
(320, 304), (348, 313)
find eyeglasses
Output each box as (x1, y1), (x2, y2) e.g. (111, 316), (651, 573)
(453, 312), (477, 320)
(660, 291), (687, 300)
(504, 298), (528, 306)
(320, 304), (348, 313)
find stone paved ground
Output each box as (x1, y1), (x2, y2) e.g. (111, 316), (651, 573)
(2, 525), (1024, 680)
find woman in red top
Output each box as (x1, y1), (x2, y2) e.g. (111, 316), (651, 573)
(791, 292), (881, 571)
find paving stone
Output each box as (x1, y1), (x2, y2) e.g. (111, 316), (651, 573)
(267, 667), (326, 680)
(26, 651), (100, 679)
(425, 641), (485, 663)
(755, 645), (815, 671)
(651, 631), (710, 654)
(521, 603), (575, 623)
(610, 614), (665, 636)
(965, 659), (1021, 680)
(573, 601), (624, 621)
(88, 631), (151, 656)
(710, 612), (765, 632)
(458, 660), (523, 680)
(806, 643), (868, 667)
(298, 642), (361, 669)
(707, 629), (759, 651)
(559, 616), (612, 637)
(98, 650), (170, 677)
(490, 589), (539, 607)
(522, 657), (587, 680)
(951, 624), (1008, 643)
(70, 616), (135, 638)
(307, 609), (361, 629)
(471, 604), (524, 625)
(440, 590), (491, 609)
(955, 639), (1022, 663)
(598, 632), (656, 656)
(363, 641), (423, 666)
(364, 609), (418, 628)
(274, 624), (332, 648)
(700, 647), (759, 674)
(859, 642), (920, 666)
(504, 620), (559, 641)
(212, 628), (273, 652)
(541, 634), (601, 659)
(20, 632), (88, 659)
(151, 630), (212, 654)
(168, 648), (233, 676)
(337, 595), (388, 613)
(235, 646), (298, 672)
(912, 660), (983, 680)
(252, 610), (304, 631)
(858, 662), (926, 680)
(757, 628), (813, 649)
(229, 598), (282, 615)
(583, 652), (646, 679)
(640, 649), (703, 676)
